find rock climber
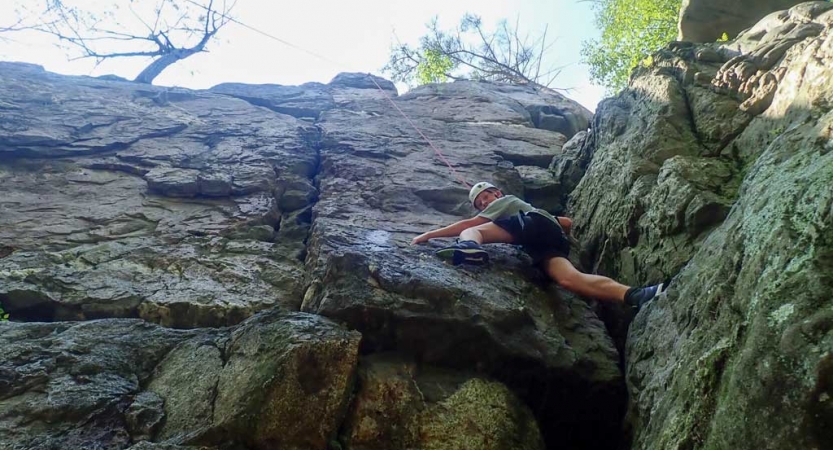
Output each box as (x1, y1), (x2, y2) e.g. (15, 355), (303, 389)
(411, 181), (666, 309)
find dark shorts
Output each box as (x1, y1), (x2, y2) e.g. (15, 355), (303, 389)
(493, 211), (570, 266)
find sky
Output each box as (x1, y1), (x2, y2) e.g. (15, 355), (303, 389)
(0, 0), (605, 111)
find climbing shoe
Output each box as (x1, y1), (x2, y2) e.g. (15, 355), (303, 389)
(625, 282), (666, 310)
(435, 240), (490, 266)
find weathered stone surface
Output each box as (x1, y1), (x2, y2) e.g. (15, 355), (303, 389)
(400, 80), (591, 139)
(341, 355), (424, 449)
(0, 319), (197, 450)
(329, 72), (397, 93)
(417, 378), (542, 450)
(126, 443), (219, 450)
(0, 310), (360, 450)
(302, 79), (621, 449)
(341, 355), (544, 450)
(569, 64), (724, 285)
(148, 340), (222, 441)
(678, 0), (807, 42)
(549, 130), (593, 211)
(516, 165), (564, 214)
(563, 4), (833, 449)
(1, 59), (614, 449)
(571, 2), (832, 287)
(626, 92), (833, 448)
(126, 391), (166, 441)
(210, 81), (335, 120)
(0, 62), (318, 327)
(211, 311), (361, 450)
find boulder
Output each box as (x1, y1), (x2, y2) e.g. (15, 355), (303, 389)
(0, 310), (360, 450)
(678, 0), (807, 42)
(566, 4), (833, 449)
(341, 355), (544, 450)
(210, 81), (335, 120)
(0, 62), (318, 327)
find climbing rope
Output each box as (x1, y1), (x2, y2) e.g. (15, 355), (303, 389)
(184, 0), (471, 188)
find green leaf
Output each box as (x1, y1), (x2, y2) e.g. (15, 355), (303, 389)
(416, 48), (453, 84)
(581, 0), (680, 93)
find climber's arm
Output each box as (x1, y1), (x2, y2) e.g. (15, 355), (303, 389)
(557, 217), (572, 235)
(411, 216), (490, 244)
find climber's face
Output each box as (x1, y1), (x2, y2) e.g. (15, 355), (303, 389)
(474, 188), (502, 211)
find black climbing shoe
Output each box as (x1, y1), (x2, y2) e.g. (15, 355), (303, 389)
(435, 240), (489, 266)
(625, 282), (666, 310)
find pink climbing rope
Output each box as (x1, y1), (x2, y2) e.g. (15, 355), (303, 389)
(363, 75), (471, 188)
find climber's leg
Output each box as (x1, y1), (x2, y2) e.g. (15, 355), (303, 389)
(542, 256), (629, 302)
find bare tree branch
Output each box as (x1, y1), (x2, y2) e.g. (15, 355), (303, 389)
(24, 0), (236, 84)
(384, 13), (564, 90)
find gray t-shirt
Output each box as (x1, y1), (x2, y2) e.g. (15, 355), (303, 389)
(476, 195), (560, 225)
(477, 195), (534, 220)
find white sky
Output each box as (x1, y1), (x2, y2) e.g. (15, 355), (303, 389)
(0, 0), (605, 111)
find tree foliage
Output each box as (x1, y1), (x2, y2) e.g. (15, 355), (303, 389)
(13, 0), (237, 84)
(416, 48), (454, 84)
(385, 14), (563, 90)
(581, 0), (680, 92)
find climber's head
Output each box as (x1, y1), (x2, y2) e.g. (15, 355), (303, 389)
(469, 181), (502, 211)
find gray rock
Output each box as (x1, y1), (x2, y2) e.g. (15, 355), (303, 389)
(210, 82), (335, 119)
(0, 62), (318, 327)
(211, 311), (361, 450)
(516, 165), (564, 214)
(404, 80), (591, 139)
(149, 340), (222, 441)
(329, 72), (397, 93)
(569, 65), (711, 285)
(0, 310), (360, 450)
(0, 320), (197, 450)
(303, 79), (622, 448)
(549, 130), (593, 207)
(341, 354), (544, 450)
(0, 59), (694, 450)
(566, 5), (833, 449)
(126, 391), (166, 441)
(126, 443), (219, 450)
(678, 0), (806, 42)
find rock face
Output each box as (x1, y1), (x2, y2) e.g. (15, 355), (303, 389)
(0, 310), (361, 450)
(0, 63), (318, 327)
(5, 2), (830, 447)
(678, 0), (807, 42)
(560, 3), (832, 449)
(341, 355), (544, 450)
(0, 61), (613, 450)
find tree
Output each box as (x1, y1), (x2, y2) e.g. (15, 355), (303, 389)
(27, 0), (237, 84)
(581, 0), (680, 92)
(416, 48), (454, 85)
(385, 14), (564, 90)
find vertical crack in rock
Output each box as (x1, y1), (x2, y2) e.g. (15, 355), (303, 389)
(679, 78), (706, 151)
(300, 78), (626, 450)
(0, 64), (321, 327)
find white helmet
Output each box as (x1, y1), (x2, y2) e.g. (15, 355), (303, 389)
(468, 181), (497, 206)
